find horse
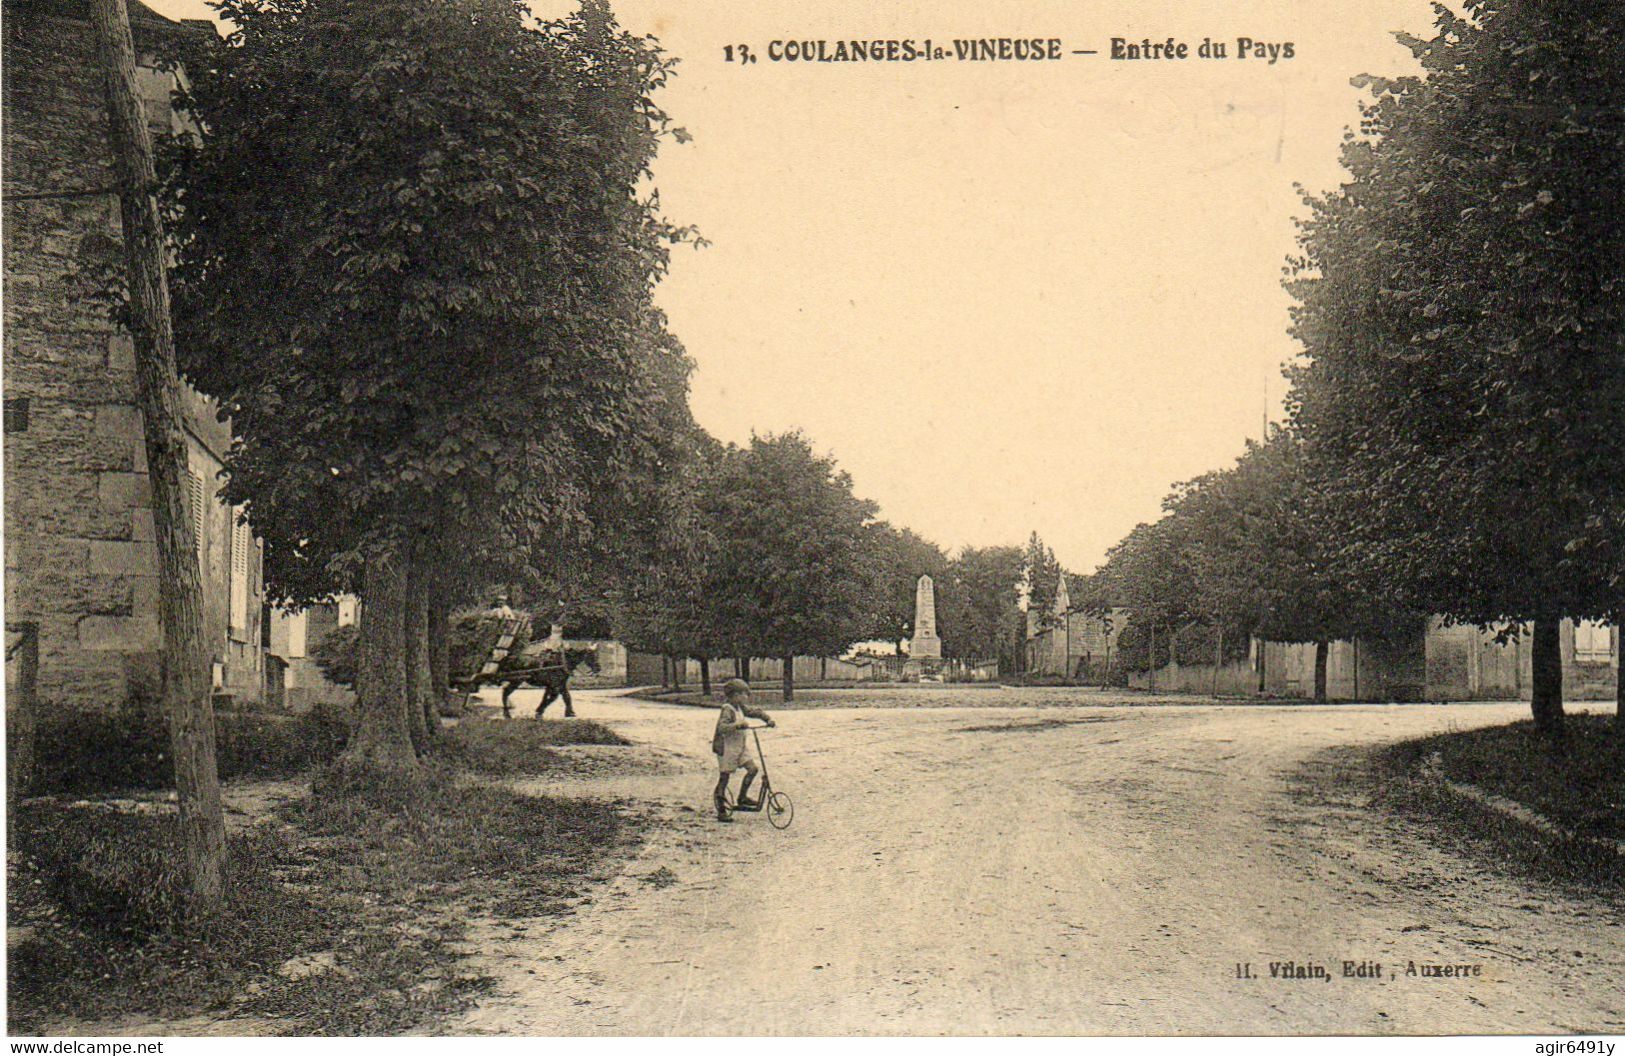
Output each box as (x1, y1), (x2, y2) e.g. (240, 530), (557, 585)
(488, 642), (600, 720)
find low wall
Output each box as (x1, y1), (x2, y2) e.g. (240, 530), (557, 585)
(1128, 660), (1259, 696)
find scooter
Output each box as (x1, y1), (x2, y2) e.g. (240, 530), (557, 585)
(726, 726), (794, 829)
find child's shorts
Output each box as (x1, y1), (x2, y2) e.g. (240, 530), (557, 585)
(716, 737), (754, 772)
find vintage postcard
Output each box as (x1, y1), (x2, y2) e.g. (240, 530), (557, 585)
(3, 0), (1620, 1044)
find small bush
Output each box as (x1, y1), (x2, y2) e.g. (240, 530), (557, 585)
(29, 704), (352, 796)
(217, 703), (352, 780)
(309, 624), (359, 688)
(438, 718), (629, 776)
(27, 709), (172, 795)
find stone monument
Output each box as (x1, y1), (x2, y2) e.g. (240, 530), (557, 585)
(909, 574), (942, 660)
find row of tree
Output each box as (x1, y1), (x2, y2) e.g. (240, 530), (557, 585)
(165, 0), (695, 768)
(1089, 431), (1420, 699)
(607, 429), (1069, 698)
(94, 0), (700, 912)
(1089, 0), (1623, 736)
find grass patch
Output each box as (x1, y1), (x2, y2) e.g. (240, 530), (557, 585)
(8, 752), (636, 1035)
(22, 704), (351, 796)
(1378, 714), (1622, 842)
(1363, 713), (1623, 899)
(437, 718), (630, 776)
(8, 808), (332, 1032)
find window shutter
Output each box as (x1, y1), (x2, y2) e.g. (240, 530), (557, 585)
(230, 508), (251, 635)
(187, 471), (205, 562)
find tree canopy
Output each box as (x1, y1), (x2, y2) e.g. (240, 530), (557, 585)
(168, 0), (693, 605)
(696, 433), (878, 697)
(1285, 0), (1623, 729)
(866, 525), (950, 651)
(938, 545), (1026, 668)
(165, 0), (695, 764)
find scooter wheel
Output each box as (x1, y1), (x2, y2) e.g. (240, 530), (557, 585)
(766, 791), (793, 829)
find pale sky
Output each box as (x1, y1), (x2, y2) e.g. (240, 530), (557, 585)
(145, 0), (1434, 573)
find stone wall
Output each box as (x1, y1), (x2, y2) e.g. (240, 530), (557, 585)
(1126, 620), (1617, 703)
(3, 0), (264, 711)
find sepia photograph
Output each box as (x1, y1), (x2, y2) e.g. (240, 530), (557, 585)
(2, 0), (1621, 1043)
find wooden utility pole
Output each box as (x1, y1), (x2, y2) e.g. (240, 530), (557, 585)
(90, 0), (226, 910)
(1148, 621), (1157, 692)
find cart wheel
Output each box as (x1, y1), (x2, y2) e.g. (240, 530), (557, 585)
(766, 791), (793, 829)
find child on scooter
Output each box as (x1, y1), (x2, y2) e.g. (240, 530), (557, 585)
(712, 678), (774, 822)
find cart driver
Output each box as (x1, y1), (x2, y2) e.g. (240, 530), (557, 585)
(712, 678), (774, 822)
(536, 623), (567, 668)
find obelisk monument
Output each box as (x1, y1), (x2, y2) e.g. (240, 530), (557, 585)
(909, 574), (942, 659)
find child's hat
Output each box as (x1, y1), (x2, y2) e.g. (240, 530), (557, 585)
(722, 678), (751, 697)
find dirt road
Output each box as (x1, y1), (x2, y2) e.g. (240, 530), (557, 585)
(454, 689), (1622, 1036)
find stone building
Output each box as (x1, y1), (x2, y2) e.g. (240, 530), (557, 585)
(4, 0), (266, 711)
(265, 599), (359, 710)
(1024, 573), (1129, 680)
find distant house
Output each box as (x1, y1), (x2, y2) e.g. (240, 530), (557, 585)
(4, 0), (267, 710)
(265, 599), (358, 710)
(1024, 573), (1129, 681)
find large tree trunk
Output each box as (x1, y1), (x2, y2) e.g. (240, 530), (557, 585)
(671, 654), (683, 690)
(7, 621), (39, 798)
(782, 654), (795, 702)
(91, 0), (225, 913)
(427, 593), (451, 703)
(1530, 617), (1565, 741)
(404, 563), (437, 750)
(736, 656), (747, 680)
(1313, 639), (1329, 703)
(345, 557), (418, 769)
(699, 656), (711, 698)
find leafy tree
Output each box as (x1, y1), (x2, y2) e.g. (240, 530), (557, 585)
(1286, 0), (1624, 736)
(608, 426), (731, 693)
(1171, 432), (1420, 700)
(166, 0), (692, 765)
(939, 545), (1026, 670)
(867, 525), (950, 654)
(1096, 518), (1198, 629)
(310, 624), (360, 689)
(1090, 518), (1196, 677)
(697, 433), (878, 701)
(1022, 532), (1063, 634)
